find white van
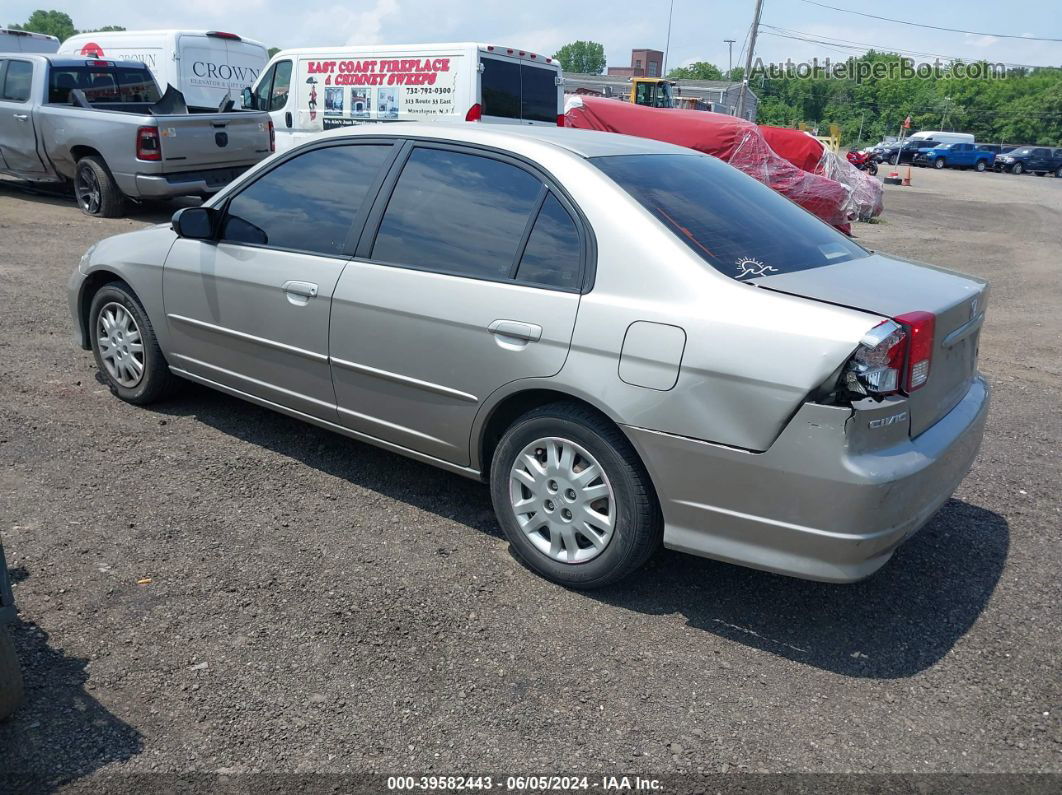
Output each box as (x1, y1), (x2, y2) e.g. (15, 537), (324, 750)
(58, 30), (267, 110)
(908, 130), (975, 144)
(0, 28), (60, 53)
(246, 42), (564, 152)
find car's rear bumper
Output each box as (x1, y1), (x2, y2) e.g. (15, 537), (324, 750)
(123, 166), (254, 198)
(624, 376), (989, 583)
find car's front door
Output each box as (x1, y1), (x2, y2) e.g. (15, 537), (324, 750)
(162, 141), (396, 419)
(0, 59), (47, 174)
(328, 142), (589, 466)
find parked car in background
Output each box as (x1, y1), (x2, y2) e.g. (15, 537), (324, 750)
(994, 145), (1062, 176)
(69, 124), (989, 589)
(245, 42), (563, 152)
(885, 138), (940, 165)
(906, 130), (974, 145)
(0, 55), (273, 216)
(913, 142), (995, 171)
(60, 30), (267, 111)
(1, 27), (59, 53)
(0, 538), (22, 722)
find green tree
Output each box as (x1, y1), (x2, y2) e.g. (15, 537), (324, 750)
(668, 61), (724, 81)
(8, 9), (77, 41)
(552, 41), (606, 75)
(85, 25), (126, 33)
(268, 47), (281, 59)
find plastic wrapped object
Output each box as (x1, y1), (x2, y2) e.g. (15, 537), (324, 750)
(759, 125), (884, 221)
(564, 96), (853, 229)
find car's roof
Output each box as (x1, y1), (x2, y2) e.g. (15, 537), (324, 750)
(22, 54), (154, 68)
(316, 122), (695, 159)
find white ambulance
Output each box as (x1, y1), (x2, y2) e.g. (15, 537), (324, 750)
(245, 42), (564, 152)
(58, 30), (268, 110)
(0, 28), (60, 53)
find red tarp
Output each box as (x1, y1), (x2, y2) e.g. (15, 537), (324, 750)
(564, 96), (852, 228)
(759, 124), (884, 220)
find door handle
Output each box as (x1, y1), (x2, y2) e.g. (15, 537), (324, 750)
(13, 114), (29, 121)
(488, 319), (542, 342)
(282, 280), (318, 301)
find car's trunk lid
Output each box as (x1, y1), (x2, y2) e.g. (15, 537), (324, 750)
(751, 252), (987, 437)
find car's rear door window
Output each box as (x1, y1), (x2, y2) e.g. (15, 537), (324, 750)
(371, 146), (543, 280)
(515, 193), (582, 289)
(593, 153), (868, 280)
(1, 60), (32, 102)
(220, 143), (393, 255)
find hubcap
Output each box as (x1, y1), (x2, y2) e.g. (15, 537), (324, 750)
(76, 166), (101, 214)
(508, 437), (615, 564)
(96, 302), (145, 388)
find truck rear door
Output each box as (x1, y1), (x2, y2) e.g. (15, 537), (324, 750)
(0, 58), (47, 173)
(153, 111), (272, 169)
(177, 32), (267, 110)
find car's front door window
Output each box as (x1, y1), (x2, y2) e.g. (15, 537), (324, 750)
(221, 143), (393, 255)
(269, 60), (292, 111)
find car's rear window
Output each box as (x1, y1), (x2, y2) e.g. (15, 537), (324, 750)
(480, 56), (558, 122)
(48, 65), (160, 104)
(592, 153), (868, 280)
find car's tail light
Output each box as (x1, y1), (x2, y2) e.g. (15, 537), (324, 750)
(895, 311), (935, 391)
(556, 113), (565, 127)
(136, 126), (161, 161)
(465, 103), (482, 122)
(267, 119), (275, 152)
(845, 312), (936, 397)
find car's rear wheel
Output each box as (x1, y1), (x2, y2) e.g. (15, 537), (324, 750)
(0, 626), (23, 721)
(89, 283), (176, 405)
(1056, 166), (1062, 178)
(74, 156), (125, 218)
(490, 403), (661, 589)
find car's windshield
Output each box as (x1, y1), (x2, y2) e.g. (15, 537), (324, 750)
(1012, 147), (1033, 155)
(936, 143), (955, 149)
(592, 153), (868, 280)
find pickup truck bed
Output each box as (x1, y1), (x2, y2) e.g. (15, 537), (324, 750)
(0, 54), (273, 216)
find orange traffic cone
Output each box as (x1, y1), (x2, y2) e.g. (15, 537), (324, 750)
(902, 166), (912, 186)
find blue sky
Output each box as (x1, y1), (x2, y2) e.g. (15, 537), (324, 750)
(6, 0), (1061, 70)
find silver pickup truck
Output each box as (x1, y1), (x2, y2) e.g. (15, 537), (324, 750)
(0, 54), (273, 216)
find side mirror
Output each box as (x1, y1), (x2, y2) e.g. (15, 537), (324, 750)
(241, 87), (255, 110)
(172, 206), (218, 240)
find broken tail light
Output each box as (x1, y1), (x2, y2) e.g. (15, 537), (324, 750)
(844, 313), (936, 397)
(267, 119), (275, 152)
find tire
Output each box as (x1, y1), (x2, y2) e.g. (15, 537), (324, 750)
(0, 626), (23, 722)
(74, 156), (126, 218)
(490, 402), (662, 589)
(975, 160), (987, 172)
(1011, 162), (1024, 175)
(890, 155), (899, 165)
(89, 282), (177, 405)
(934, 158), (945, 169)
(1056, 166), (1062, 178)
(867, 162), (878, 176)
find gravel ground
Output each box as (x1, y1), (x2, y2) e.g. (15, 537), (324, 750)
(0, 167), (1059, 789)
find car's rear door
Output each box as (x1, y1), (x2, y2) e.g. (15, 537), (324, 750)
(328, 141), (588, 466)
(0, 59), (47, 174)
(162, 140), (397, 419)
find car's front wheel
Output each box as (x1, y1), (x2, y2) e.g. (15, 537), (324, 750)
(975, 160), (987, 172)
(490, 403), (662, 589)
(1012, 162), (1024, 175)
(934, 158), (945, 169)
(89, 283), (176, 405)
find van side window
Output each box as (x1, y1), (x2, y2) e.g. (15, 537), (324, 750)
(253, 63), (276, 110)
(1, 60), (33, 103)
(268, 60), (292, 111)
(220, 144), (392, 256)
(372, 147), (543, 280)
(515, 194), (582, 290)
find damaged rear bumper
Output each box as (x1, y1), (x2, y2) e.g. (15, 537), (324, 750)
(623, 376), (990, 583)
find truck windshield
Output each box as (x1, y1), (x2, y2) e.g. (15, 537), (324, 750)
(592, 153), (868, 280)
(48, 65), (160, 104)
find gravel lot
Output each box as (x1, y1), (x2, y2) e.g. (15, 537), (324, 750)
(0, 166), (1059, 788)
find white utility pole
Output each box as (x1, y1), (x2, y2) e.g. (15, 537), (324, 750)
(736, 0), (764, 119)
(724, 38), (736, 79)
(663, 0), (675, 76)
